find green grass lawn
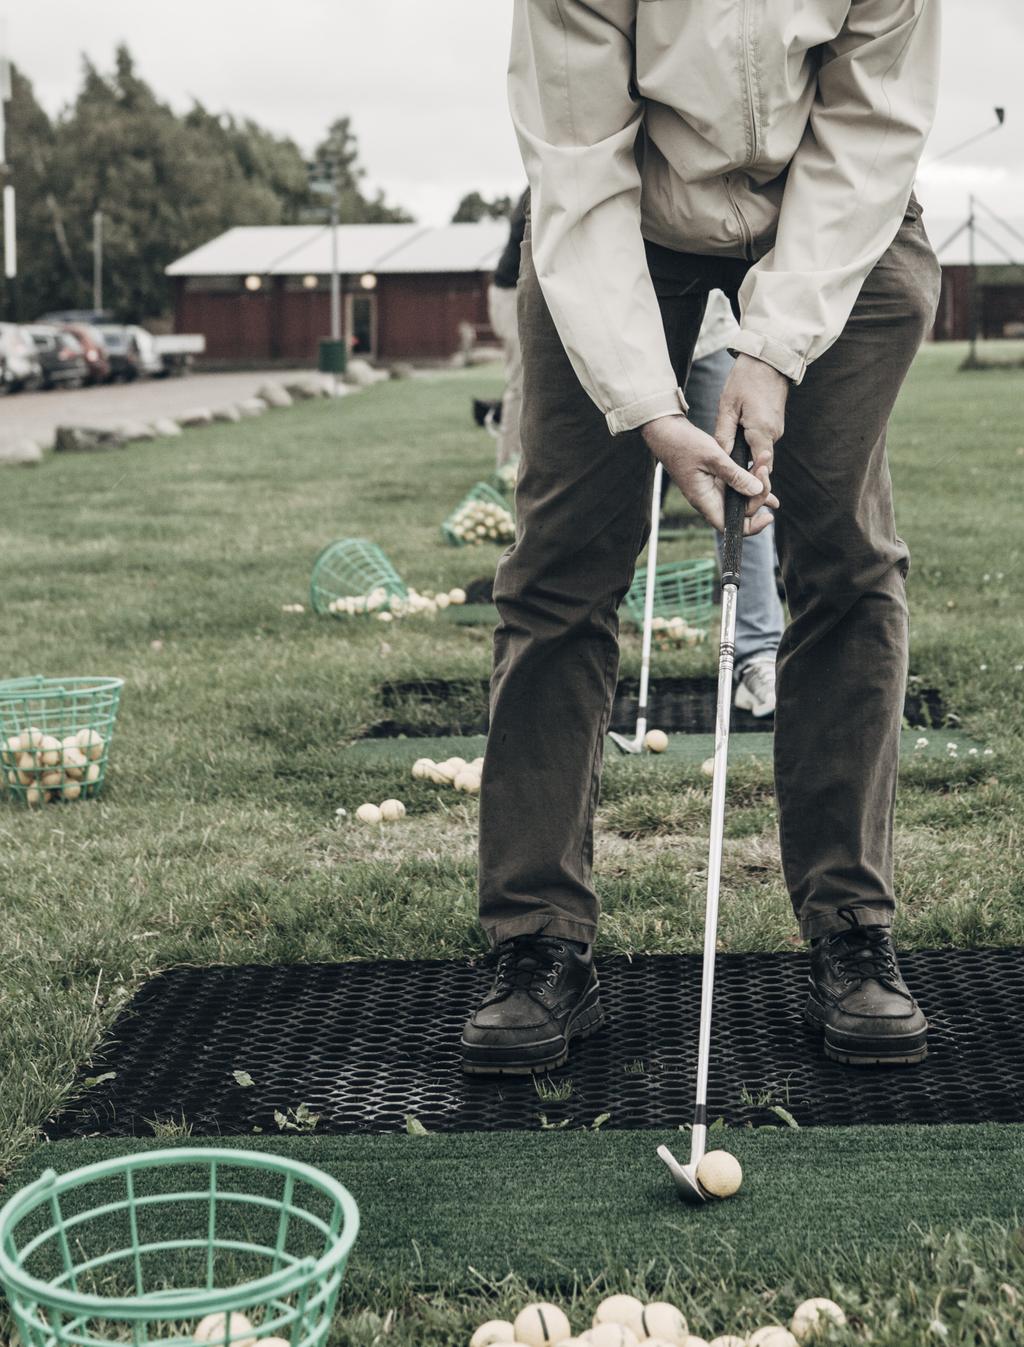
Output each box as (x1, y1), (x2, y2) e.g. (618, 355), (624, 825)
(2, 345), (1024, 1344)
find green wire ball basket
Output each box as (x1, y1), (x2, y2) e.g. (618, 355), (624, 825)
(623, 558), (716, 631)
(0, 675), (123, 808)
(309, 538), (408, 616)
(0, 1148), (359, 1347)
(441, 482), (515, 547)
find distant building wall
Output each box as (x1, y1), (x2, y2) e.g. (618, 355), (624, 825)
(173, 272), (492, 363)
(933, 265), (1024, 341)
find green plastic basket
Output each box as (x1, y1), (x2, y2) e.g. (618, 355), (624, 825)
(0, 675), (123, 808)
(0, 1148), (359, 1347)
(441, 482), (515, 547)
(623, 558), (716, 631)
(489, 457), (520, 496)
(309, 538), (408, 616)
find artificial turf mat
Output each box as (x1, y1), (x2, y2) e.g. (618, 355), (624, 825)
(48, 948), (1024, 1139)
(348, 728), (982, 765)
(9, 1126), (1024, 1290)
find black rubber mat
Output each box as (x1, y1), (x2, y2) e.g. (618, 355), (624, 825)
(48, 948), (1020, 1140)
(371, 677), (946, 739)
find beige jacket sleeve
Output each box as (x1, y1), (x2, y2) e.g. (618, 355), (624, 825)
(508, 0), (687, 437)
(733, 0), (941, 382)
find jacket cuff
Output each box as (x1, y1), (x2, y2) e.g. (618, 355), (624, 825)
(730, 330), (808, 385)
(605, 386), (689, 437)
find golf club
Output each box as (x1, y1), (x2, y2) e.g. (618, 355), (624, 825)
(657, 429), (752, 1202)
(609, 460), (664, 754)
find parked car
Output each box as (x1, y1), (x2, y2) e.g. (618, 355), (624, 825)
(23, 325), (90, 390)
(59, 322), (112, 384)
(94, 325), (142, 381)
(0, 323), (44, 394)
(128, 325), (165, 378)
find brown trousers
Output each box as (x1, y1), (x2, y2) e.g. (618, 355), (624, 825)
(478, 201), (941, 944)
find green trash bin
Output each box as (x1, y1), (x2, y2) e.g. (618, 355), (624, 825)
(318, 339), (347, 376)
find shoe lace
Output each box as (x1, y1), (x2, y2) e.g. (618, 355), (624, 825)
(487, 937), (567, 999)
(827, 925), (900, 988)
(742, 661), (775, 702)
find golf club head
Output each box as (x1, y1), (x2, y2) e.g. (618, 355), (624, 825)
(657, 1145), (709, 1203)
(608, 731), (643, 755)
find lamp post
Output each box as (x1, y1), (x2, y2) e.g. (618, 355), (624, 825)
(308, 154), (345, 385)
(0, 40), (17, 321)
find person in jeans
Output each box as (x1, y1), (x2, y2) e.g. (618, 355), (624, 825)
(680, 291), (784, 718)
(462, 0), (941, 1074)
(487, 189), (529, 470)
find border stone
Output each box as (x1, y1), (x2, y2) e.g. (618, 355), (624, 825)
(54, 426), (126, 453)
(257, 383), (293, 408)
(0, 439), (44, 466)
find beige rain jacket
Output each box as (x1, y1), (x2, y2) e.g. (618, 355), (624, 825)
(509, 0), (940, 435)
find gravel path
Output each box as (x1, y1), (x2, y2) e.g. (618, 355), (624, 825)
(0, 369), (317, 457)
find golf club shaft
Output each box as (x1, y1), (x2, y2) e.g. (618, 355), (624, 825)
(635, 460), (664, 742)
(689, 431), (751, 1166)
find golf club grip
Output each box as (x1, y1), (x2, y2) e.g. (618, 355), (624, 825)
(721, 428), (751, 588)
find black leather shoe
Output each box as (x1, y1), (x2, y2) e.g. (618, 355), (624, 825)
(461, 935), (604, 1075)
(806, 914), (928, 1065)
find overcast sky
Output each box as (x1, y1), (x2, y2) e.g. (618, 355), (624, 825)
(2, 0), (1022, 254)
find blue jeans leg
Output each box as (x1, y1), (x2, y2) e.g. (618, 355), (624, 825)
(682, 346), (785, 671)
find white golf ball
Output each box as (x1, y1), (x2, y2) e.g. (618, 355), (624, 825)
(790, 1300), (846, 1341)
(587, 1326), (638, 1347)
(77, 728), (105, 761)
(454, 769), (482, 794)
(748, 1330), (798, 1347)
(700, 757), (715, 777)
(193, 1313), (255, 1347)
(84, 763), (101, 786)
(379, 799), (406, 821)
(513, 1303), (572, 1346)
(695, 1150), (742, 1198)
(643, 729), (668, 753)
(39, 734), (62, 767)
(628, 1304), (687, 1344)
(469, 1320), (516, 1347)
(355, 802), (382, 824)
(594, 1297), (644, 1329)
(412, 758), (433, 779)
(448, 588), (467, 605)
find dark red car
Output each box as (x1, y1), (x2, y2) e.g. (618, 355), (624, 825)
(60, 323), (112, 384)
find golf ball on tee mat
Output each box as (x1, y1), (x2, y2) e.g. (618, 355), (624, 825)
(513, 1303), (572, 1346)
(695, 1149), (742, 1198)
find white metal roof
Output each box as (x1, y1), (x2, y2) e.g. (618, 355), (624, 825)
(166, 221), (509, 277)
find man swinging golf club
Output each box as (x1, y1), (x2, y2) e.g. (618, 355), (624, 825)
(462, 0), (941, 1074)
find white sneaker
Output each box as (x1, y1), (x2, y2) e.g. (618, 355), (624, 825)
(734, 658), (776, 717)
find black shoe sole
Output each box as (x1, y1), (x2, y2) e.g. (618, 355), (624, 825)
(805, 994), (928, 1066)
(461, 984), (605, 1076)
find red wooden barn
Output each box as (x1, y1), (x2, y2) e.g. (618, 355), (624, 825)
(165, 222), (508, 364)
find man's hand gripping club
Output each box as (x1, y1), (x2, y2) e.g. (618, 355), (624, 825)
(641, 354), (788, 535)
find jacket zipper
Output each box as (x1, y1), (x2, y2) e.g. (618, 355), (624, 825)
(731, 0), (759, 260)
